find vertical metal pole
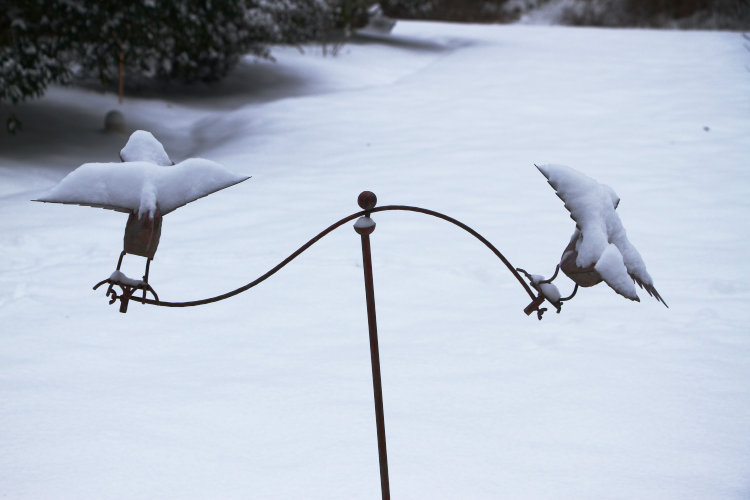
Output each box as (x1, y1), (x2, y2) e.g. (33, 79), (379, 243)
(354, 191), (390, 500)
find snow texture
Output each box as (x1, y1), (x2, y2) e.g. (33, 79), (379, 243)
(537, 164), (666, 306)
(594, 243), (639, 300)
(530, 274), (562, 303)
(35, 157), (249, 219)
(108, 270), (145, 287)
(119, 130), (172, 166)
(354, 216), (376, 229)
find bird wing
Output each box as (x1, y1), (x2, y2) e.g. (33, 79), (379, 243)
(537, 164), (668, 307)
(632, 274), (668, 307)
(615, 238), (669, 307)
(594, 243), (639, 301)
(606, 216), (669, 307)
(34, 159), (249, 217)
(536, 164), (611, 269)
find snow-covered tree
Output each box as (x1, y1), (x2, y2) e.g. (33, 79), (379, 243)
(329, 0), (371, 32)
(1, 1), (79, 132)
(2, 0), (301, 105)
(1, 1), (74, 105)
(71, 0), (368, 89)
(2, 0), (369, 130)
(72, 0), (276, 91)
(379, 0), (434, 18)
(260, 0), (334, 44)
(380, 0), (513, 21)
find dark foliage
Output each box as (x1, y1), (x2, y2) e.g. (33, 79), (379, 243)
(0, 1), (76, 104)
(331, 0), (372, 30)
(71, 1), (275, 87)
(380, 0), (517, 22)
(555, 0), (750, 29)
(380, 0), (750, 28)
(1, 0), (356, 110)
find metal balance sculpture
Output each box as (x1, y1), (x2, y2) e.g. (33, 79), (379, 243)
(34, 131), (667, 500)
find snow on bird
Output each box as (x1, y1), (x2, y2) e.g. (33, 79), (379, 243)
(34, 130), (250, 219)
(536, 164), (667, 307)
(119, 130), (173, 166)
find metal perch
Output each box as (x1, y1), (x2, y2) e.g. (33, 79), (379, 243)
(111, 193), (551, 316)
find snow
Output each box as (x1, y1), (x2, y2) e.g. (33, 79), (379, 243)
(594, 243), (638, 300)
(119, 130), (172, 165)
(108, 270), (145, 288)
(537, 163), (623, 269)
(2, 23), (750, 500)
(530, 274), (562, 303)
(354, 215), (376, 229)
(34, 157), (250, 219)
(537, 163), (665, 304)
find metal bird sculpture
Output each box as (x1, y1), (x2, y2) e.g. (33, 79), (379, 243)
(536, 164), (667, 307)
(34, 130), (250, 311)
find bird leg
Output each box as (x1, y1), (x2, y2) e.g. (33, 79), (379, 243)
(537, 264), (560, 284)
(516, 267), (561, 317)
(559, 283), (579, 303)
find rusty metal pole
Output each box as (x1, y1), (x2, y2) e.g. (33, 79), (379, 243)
(118, 51), (124, 105)
(353, 191), (390, 500)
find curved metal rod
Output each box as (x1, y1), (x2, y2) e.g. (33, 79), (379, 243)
(371, 206), (535, 299)
(559, 283), (579, 303)
(126, 205), (536, 308)
(537, 265), (559, 284)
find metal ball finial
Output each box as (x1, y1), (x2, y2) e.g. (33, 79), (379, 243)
(358, 191), (377, 211)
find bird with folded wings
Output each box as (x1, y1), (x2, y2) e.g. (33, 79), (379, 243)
(536, 163), (667, 307)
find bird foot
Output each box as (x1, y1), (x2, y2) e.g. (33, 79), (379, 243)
(517, 266), (566, 317)
(93, 270), (159, 313)
(523, 295), (548, 320)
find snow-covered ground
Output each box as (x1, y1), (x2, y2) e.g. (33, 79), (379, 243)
(1, 22), (749, 499)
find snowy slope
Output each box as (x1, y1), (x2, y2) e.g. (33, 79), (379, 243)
(1, 23), (749, 499)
